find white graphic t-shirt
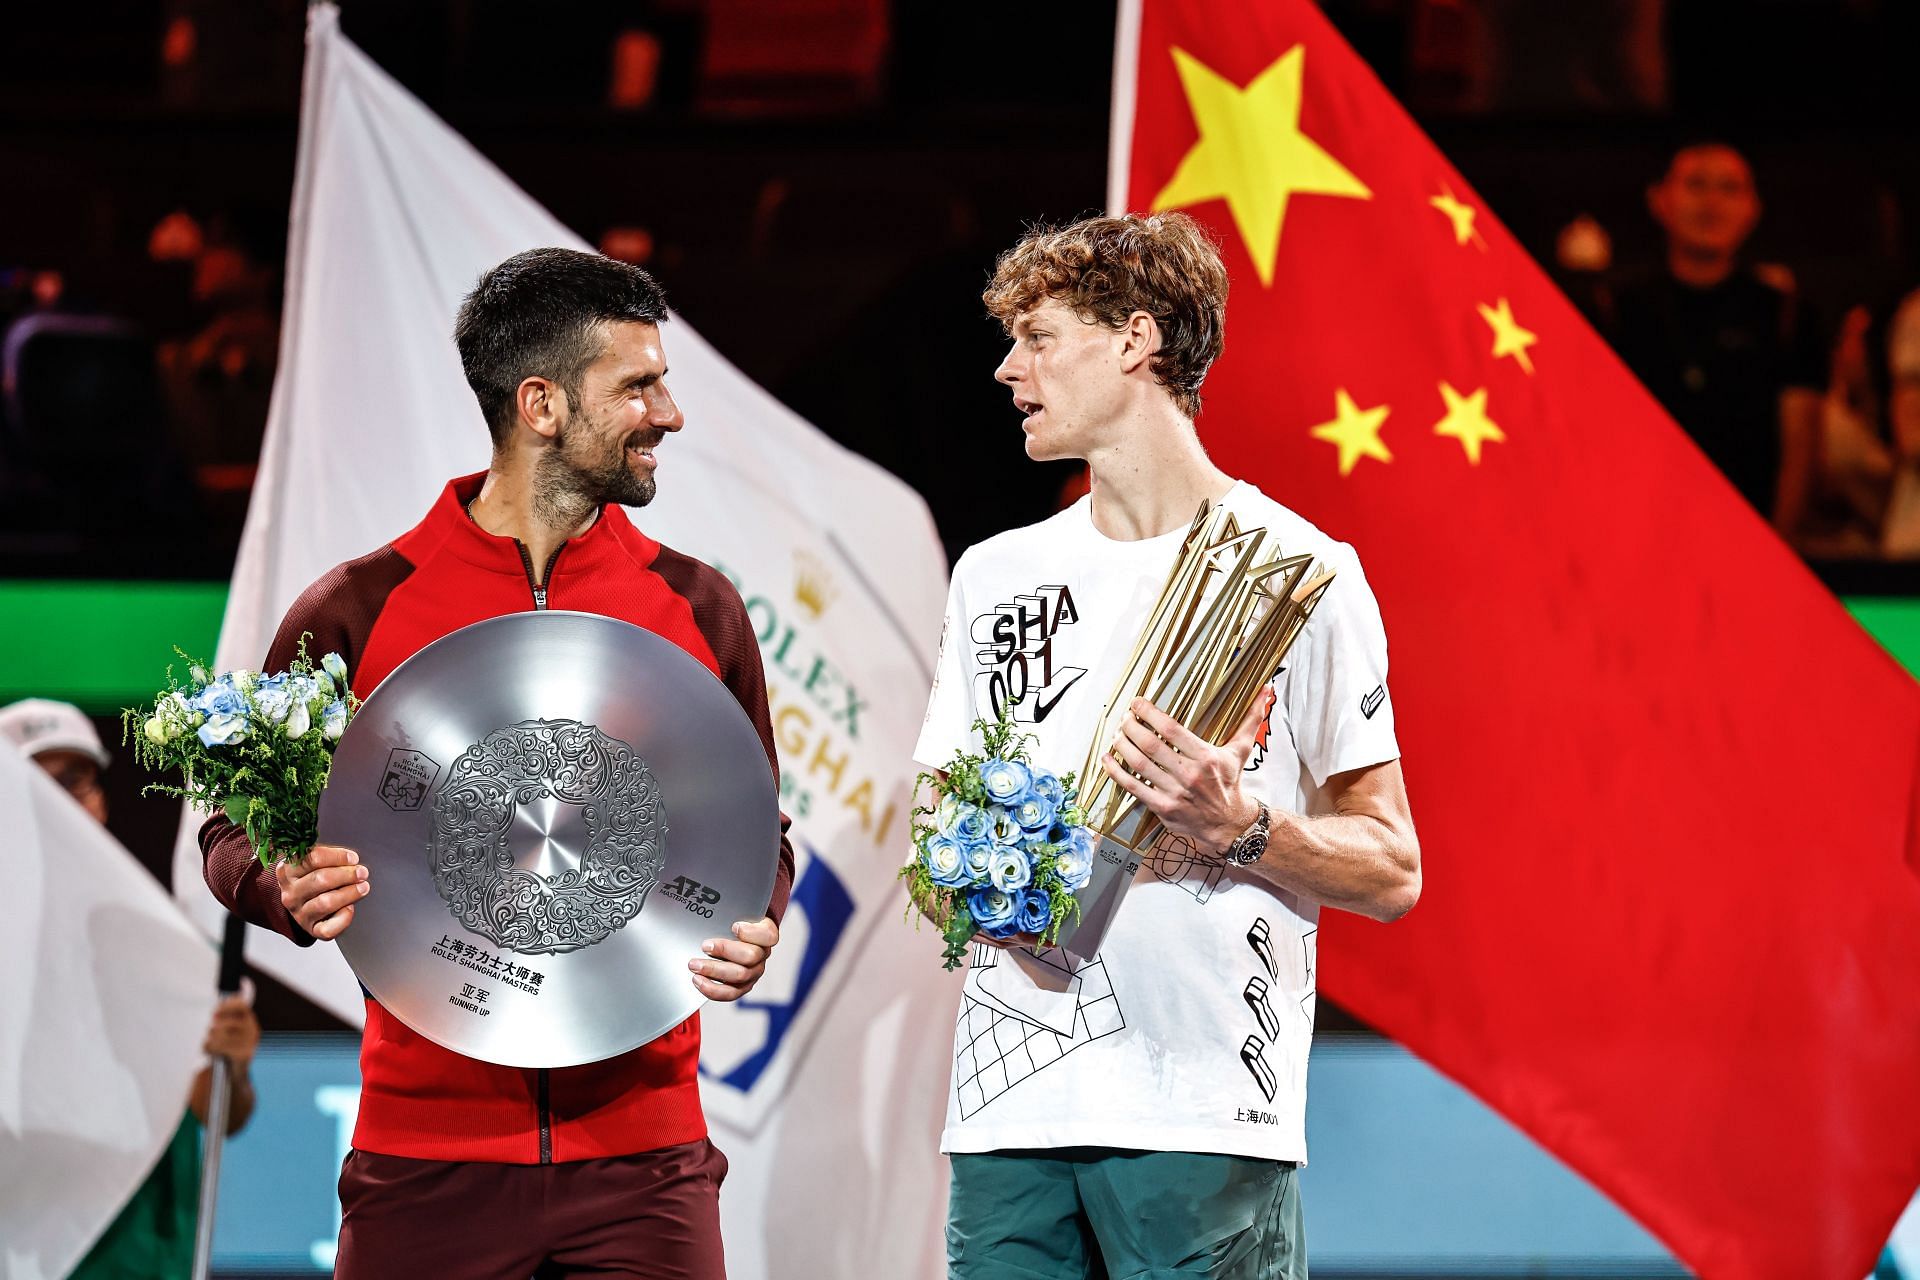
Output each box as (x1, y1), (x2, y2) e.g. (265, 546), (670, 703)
(913, 482), (1399, 1162)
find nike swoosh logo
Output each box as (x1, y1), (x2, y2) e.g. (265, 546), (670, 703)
(1029, 668), (1088, 721)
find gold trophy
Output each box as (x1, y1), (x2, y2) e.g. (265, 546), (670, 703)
(1057, 499), (1334, 957)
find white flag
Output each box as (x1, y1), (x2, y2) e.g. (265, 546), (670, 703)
(170, 6), (952, 1275)
(2, 738), (215, 1280)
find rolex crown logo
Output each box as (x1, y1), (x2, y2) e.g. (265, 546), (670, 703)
(794, 549), (838, 619)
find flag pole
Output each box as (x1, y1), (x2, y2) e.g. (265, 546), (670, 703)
(190, 913), (248, 1280)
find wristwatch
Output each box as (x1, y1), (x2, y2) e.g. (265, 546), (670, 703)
(1222, 801), (1269, 867)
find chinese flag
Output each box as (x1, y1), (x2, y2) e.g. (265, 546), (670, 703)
(1114, 2), (1920, 1276)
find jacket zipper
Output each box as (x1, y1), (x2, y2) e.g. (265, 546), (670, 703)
(537, 1069), (553, 1164)
(516, 537), (560, 1163)
(515, 542), (563, 610)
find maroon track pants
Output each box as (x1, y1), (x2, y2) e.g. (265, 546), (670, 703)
(334, 1137), (729, 1279)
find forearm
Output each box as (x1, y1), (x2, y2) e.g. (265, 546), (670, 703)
(1249, 806), (1420, 923)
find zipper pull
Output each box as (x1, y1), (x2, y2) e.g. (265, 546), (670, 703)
(533, 584), (548, 610)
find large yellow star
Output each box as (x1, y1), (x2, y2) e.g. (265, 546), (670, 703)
(1310, 389), (1392, 476)
(1433, 382), (1505, 464)
(1477, 297), (1538, 374)
(1150, 46), (1370, 286)
(1429, 184), (1487, 250)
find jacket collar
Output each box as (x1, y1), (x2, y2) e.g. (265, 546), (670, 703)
(392, 470), (650, 576)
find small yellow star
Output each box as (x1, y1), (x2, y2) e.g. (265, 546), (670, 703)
(1477, 297), (1538, 375)
(1433, 382), (1505, 465)
(1310, 389), (1393, 476)
(1151, 45), (1371, 287)
(1429, 184), (1487, 250)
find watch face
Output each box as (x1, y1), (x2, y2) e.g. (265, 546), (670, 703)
(1225, 803), (1269, 866)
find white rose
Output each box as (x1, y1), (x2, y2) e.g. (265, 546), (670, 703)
(286, 702), (311, 739)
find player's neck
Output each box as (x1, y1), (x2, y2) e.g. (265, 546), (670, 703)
(467, 461), (598, 583)
(1084, 406), (1235, 542)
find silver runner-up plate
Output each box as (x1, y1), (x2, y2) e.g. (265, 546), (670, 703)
(316, 611), (780, 1069)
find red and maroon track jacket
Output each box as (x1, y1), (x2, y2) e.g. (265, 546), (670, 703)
(201, 471), (795, 1163)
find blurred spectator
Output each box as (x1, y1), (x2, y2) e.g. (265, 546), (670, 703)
(156, 212), (281, 482)
(1884, 292), (1920, 557)
(147, 209), (206, 265)
(1802, 290), (1920, 558)
(601, 225), (658, 266)
(0, 698), (261, 1280)
(1402, 0), (1666, 114)
(1602, 142), (1825, 536)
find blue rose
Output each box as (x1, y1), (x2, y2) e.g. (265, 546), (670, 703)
(1056, 828), (1096, 891)
(980, 758), (1032, 806)
(989, 807), (1024, 845)
(286, 701), (312, 739)
(322, 699), (349, 741)
(968, 886), (1020, 937)
(961, 838), (994, 882)
(252, 674), (294, 724)
(190, 678), (246, 720)
(322, 652), (349, 686)
(291, 673), (323, 708)
(1032, 769), (1065, 806)
(988, 846), (1032, 893)
(924, 835), (972, 889)
(943, 801), (992, 845)
(197, 712), (249, 748)
(1013, 791), (1056, 833)
(1017, 888), (1052, 935)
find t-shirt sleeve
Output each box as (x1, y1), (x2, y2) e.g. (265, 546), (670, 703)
(1281, 544), (1400, 790)
(911, 556), (979, 773)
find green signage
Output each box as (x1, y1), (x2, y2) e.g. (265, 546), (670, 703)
(2, 580), (1916, 716)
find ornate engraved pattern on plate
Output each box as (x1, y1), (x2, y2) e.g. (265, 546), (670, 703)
(429, 718), (667, 955)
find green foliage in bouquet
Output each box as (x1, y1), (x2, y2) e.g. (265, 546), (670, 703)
(123, 639), (358, 868)
(899, 706), (1096, 971)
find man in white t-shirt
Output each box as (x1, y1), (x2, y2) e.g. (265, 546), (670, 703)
(912, 212), (1421, 1279)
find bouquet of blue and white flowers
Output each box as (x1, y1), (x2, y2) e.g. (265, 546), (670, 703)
(124, 641), (358, 868)
(900, 709), (1097, 970)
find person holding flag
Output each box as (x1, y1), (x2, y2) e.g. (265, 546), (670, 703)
(197, 247), (794, 1279)
(913, 210), (1421, 1278)
(0, 698), (262, 1280)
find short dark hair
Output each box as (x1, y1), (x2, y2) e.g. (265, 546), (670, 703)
(454, 247), (670, 445)
(1661, 136), (1751, 181)
(983, 212), (1228, 419)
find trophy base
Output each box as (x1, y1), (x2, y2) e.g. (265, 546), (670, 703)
(1056, 834), (1146, 962)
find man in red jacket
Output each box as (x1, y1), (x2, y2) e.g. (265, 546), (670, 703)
(200, 247), (794, 1279)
